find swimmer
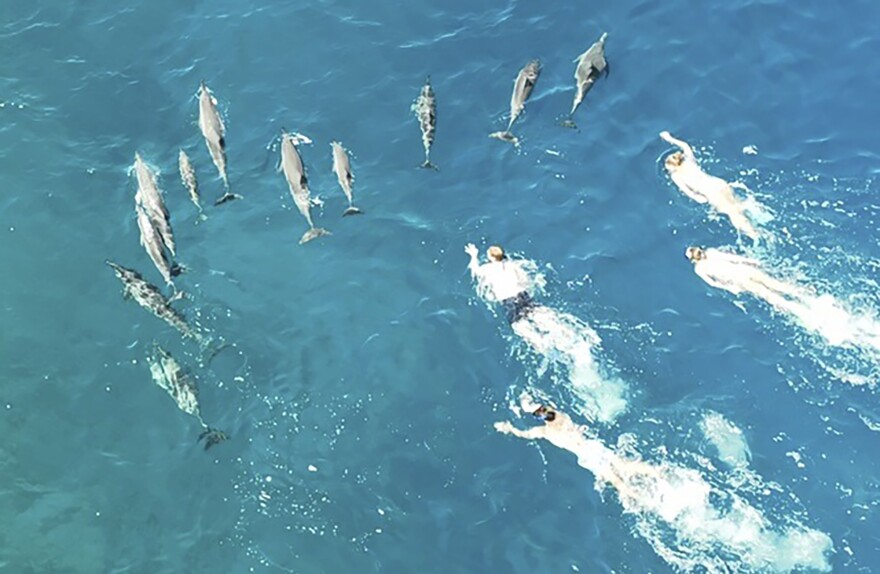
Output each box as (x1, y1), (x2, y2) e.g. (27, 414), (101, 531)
(494, 394), (652, 498)
(494, 394), (834, 572)
(660, 131), (760, 240)
(685, 246), (809, 311)
(465, 243), (541, 324)
(687, 246), (880, 352)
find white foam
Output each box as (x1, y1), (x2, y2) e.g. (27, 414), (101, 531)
(791, 292), (880, 355)
(511, 306), (627, 423)
(473, 257), (626, 422)
(700, 411), (751, 469)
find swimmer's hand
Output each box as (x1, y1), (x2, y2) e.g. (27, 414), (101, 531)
(465, 243), (479, 259)
(494, 421), (516, 435)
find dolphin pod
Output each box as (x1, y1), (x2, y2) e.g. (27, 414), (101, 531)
(110, 35), (620, 452)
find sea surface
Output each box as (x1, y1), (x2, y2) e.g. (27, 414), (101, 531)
(2, 0), (880, 572)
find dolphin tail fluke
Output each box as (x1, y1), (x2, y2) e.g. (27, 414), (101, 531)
(560, 117), (578, 129)
(197, 334), (232, 368)
(197, 427), (228, 451)
(420, 160), (439, 170)
(300, 227), (331, 244)
(489, 131), (519, 145)
(214, 191), (243, 206)
(343, 206), (363, 217)
(170, 263), (187, 278)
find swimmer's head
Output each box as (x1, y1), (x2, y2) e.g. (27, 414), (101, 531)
(532, 405), (557, 422)
(487, 245), (505, 262)
(685, 246), (706, 262)
(665, 151), (685, 171)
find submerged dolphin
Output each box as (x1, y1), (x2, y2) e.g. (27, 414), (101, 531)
(490, 59), (541, 145)
(135, 200), (174, 286)
(133, 153), (176, 257)
(146, 344), (227, 451)
(106, 260), (203, 344)
(566, 32), (609, 126)
(330, 141), (362, 216)
(197, 82), (238, 205)
(178, 149), (202, 214)
(412, 77), (437, 169)
(280, 132), (330, 244)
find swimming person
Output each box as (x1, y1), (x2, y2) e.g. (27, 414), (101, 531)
(494, 394), (833, 572)
(685, 247), (808, 310)
(686, 246), (880, 353)
(660, 131), (761, 240)
(465, 243), (541, 323)
(465, 243), (627, 423)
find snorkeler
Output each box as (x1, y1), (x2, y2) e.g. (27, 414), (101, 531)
(493, 393), (834, 572)
(494, 394), (643, 495)
(465, 243), (540, 324)
(685, 246), (809, 311)
(685, 246), (880, 352)
(660, 131), (761, 240)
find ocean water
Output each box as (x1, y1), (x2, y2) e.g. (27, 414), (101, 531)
(2, 0), (880, 571)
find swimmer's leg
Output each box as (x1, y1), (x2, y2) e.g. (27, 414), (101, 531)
(726, 209), (760, 240)
(754, 273), (809, 299)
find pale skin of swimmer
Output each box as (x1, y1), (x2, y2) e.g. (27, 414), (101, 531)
(465, 243), (534, 302)
(494, 394), (660, 502)
(686, 247), (812, 312)
(660, 131), (759, 240)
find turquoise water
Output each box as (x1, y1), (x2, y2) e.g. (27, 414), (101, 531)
(2, 0), (880, 571)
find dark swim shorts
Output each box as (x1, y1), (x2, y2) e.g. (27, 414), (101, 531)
(501, 291), (536, 324)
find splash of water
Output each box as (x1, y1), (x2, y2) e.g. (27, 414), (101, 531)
(510, 305), (628, 423)
(700, 411), (751, 469)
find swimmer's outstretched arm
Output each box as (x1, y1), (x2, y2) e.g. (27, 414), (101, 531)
(494, 421), (545, 440)
(659, 131), (696, 162)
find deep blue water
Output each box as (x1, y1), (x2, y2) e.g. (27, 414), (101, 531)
(2, 0), (880, 572)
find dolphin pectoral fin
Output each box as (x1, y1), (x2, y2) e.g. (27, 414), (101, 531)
(170, 263), (187, 277)
(342, 206), (363, 217)
(197, 427), (228, 451)
(604, 60), (610, 78)
(300, 228), (331, 244)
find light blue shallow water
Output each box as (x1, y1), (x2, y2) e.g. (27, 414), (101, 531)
(2, 0), (880, 572)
